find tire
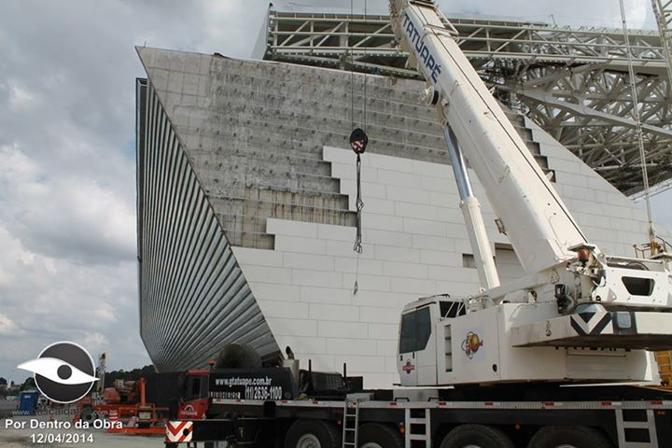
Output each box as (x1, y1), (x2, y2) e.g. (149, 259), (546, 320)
(440, 424), (514, 448)
(79, 406), (97, 423)
(358, 423), (403, 448)
(285, 419), (340, 448)
(215, 344), (262, 369)
(527, 426), (612, 448)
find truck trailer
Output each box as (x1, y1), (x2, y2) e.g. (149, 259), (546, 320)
(165, 346), (672, 448)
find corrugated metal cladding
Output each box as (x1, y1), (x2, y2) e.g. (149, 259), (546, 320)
(136, 79), (279, 372)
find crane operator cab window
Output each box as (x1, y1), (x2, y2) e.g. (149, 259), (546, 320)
(399, 306), (432, 353)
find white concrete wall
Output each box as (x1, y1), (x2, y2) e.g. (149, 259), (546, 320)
(232, 122), (662, 388)
(525, 117), (658, 256)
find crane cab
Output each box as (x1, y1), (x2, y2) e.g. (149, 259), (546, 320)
(398, 295), (466, 386)
(397, 294), (662, 386)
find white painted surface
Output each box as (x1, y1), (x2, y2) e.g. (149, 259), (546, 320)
(232, 120), (664, 388)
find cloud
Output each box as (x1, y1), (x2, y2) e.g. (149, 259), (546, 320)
(0, 314), (19, 336)
(0, 145), (135, 265)
(439, 0), (653, 28)
(7, 81), (37, 111)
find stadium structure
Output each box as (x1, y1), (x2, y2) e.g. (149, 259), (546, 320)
(135, 6), (672, 386)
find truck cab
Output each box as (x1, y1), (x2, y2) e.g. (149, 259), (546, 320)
(398, 295), (466, 386)
(177, 369), (209, 420)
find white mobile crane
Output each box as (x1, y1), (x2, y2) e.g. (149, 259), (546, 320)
(163, 2), (672, 447)
(392, 0), (672, 387)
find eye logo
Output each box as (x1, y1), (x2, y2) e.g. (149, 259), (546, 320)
(17, 341), (98, 404)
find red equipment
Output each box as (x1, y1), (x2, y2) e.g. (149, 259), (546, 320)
(76, 377), (168, 435)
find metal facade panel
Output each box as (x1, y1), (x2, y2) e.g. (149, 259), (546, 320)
(136, 81), (279, 371)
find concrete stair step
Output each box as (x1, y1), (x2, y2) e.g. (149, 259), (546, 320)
(210, 191), (353, 215)
(501, 104), (555, 181)
(197, 166), (342, 195)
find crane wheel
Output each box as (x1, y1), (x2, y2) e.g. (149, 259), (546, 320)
(284, 419), (340, 448)
(358, 423), (403, 448)
(527, 426), (612, 448)
(439, 424), (514, 448)
(79, 405), (98, 423)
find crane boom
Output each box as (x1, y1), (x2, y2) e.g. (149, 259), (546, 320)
(391, 0), (587, 274)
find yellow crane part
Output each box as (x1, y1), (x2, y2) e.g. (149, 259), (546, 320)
(655, 351), (672, 387)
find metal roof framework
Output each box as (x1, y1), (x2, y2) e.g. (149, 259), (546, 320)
(263, 10), (672, 195)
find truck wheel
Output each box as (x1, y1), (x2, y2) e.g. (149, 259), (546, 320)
(285, 420), (340, 448)
(79, 406), (97, 423)
(358, 423), (403, 448)
(440, 424), (514, 448)
(527, 426), (612, 448)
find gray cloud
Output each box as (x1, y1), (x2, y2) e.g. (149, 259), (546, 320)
(0, 0), (668, 382)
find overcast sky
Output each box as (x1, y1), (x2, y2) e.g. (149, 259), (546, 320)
(0, 0), (668, 383)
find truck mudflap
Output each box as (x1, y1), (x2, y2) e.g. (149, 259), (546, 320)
(165, 421), (194, 444)
(164, 417), (270, 447)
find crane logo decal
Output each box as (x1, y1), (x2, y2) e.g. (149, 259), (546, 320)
(17, 341), (98, 404)
(461, 332), (484, 359)
(402, 12), (442, 83)
(181, 404), (197, 417)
